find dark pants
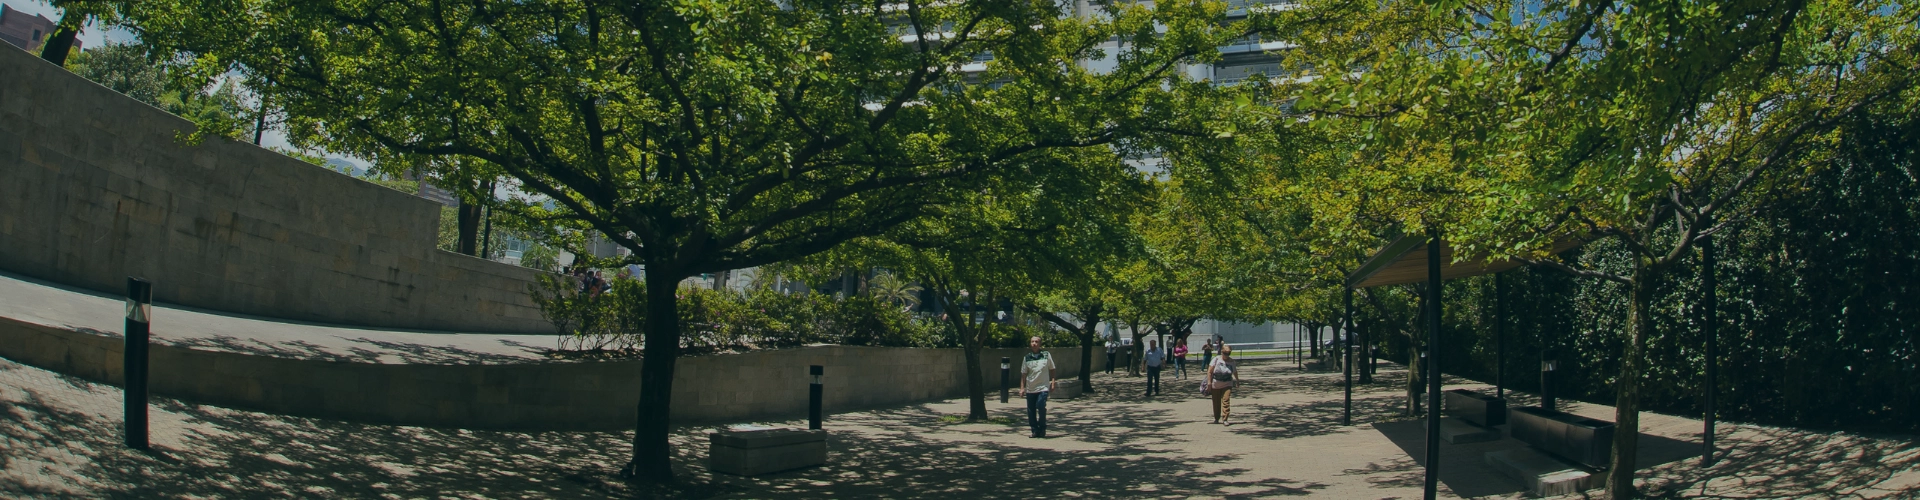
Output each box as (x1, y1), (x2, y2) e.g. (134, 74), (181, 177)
(1145, 365), (1162, 395)
(1026, 391), (1050, 437)
(1105, 352), (1116, 374)
(1175, 356), (1187, 379)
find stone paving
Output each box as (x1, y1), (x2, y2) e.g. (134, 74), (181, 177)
(3, 351), (1918, 498)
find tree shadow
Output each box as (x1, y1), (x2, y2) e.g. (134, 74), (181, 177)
(166, 334), (377, 363)
(660, 403), (1331, 499)
(0, 357), (636, 498)
(1633, 425), (1920, 498)
(341, 336), (545, 365)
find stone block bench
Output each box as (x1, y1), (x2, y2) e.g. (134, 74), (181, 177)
(1439, 389), (1507, 444)
(1490, 406), (1617, 496)
(708, 428), (828, 476)
(1443, 388), (1507, 427)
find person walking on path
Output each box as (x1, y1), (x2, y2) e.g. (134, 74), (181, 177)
(1104, 336), (1118, 375)
(1208, 345), (1239, 424)
(1143, 340), (1165, 396)
(1172, 342), (1189, 379)
(1018, 336), (1058, 438)
(1201, 339), (1214, 375)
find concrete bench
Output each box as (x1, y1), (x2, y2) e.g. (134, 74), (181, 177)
(1050, 379), (1083, 399)
(708, 428), (828, 476)
(1443, 388), (1508, 427)
(1509, 406), (1614, 470)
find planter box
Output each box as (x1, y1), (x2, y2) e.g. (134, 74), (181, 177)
(1509, 406), (1614, 470)
(709, 428), (828, 476)
(1443, 389), (1508, 427)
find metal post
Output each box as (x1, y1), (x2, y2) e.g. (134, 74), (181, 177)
(1424, 231), (1442, 500)
(1001, 357), (1011, 404)
(1496, 272), (1505, 399)
(1343, 286), (1354, 426)
(809, 365), (823, 430)
(1703, 227), (1718, 467)
(124, 277), (152, 450)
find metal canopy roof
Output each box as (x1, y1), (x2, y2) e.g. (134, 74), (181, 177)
(1345, 232), (1584, 288)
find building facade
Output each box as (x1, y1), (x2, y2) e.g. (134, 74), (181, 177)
(0, 5), (80, 54)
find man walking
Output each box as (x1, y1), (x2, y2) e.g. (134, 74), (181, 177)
(1104, 335), (1119, 374)
(1019, 336), (1057, 438)
(1143, 340), (1165, 396)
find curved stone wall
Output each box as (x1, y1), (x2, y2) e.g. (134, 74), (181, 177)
(0, 316), (1094, 429)
(0, 46), (548, 333)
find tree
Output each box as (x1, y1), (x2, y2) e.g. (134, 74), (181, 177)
(118, 0), (1260, 481)
(1276, 0), (1919, 496)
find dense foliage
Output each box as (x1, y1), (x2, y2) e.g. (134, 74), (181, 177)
(527, 273), (1067, 356)
(1365, 108), (1920, 433)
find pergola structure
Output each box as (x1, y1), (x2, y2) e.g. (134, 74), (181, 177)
(1339, 231), (1582, 500)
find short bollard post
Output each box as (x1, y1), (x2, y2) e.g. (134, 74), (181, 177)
(124, 277), (153, 450)
(809, 365), (823, 430)
(1000, 357), (1011, 403)
(1541, 359), (1558, 411)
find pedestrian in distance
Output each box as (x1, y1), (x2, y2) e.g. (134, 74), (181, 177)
(1207, 345), (1239, 424)
(1018, 336), (1058, 438)
(1143, 340), (1164, 396)
(1104, 335), (1118, 375)
(1173, 341), (1189, 380)
(1200, 339), (1214, 376)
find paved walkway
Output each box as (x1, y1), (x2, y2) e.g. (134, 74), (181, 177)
(0, 271), (560, 364)
(4, 349), (1916, 498)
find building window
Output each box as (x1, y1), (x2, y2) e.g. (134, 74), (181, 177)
(32, 29), (42, 41)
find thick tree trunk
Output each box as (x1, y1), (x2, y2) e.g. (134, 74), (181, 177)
(1608, 263), (1657, 498)
(964, 335), (987, 420)
(1077, 310), (1098, 391)
(627, 266), (684, 482)
(1406, 341), (1421, 415)
(456, 200), (482, 256)
(38, 13), (80, 67)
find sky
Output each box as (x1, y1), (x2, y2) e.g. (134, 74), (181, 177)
(4, 1), (362, 170)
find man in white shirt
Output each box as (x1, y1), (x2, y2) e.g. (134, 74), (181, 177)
(1018, 336), (1058, 438)
(1143, 339), (1165, 396)
(1104, 336), (1119, 374)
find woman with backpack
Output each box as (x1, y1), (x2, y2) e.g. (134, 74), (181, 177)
(1206, 345), (1238, 424)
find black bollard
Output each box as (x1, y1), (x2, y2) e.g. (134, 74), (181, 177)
(1541, 359), (1558, 411)
(124, 278), (152, 450)
(809, 365), (823, 430)
(1000, 357), (1011, 403)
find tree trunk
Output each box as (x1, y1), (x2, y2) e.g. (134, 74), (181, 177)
(1078, 307), (1100, 392)
(38, 13), (80, 67)
(1406, 339), (1421, 416)
(1309, 323), (1320, 359)
(456, 199), (482, 256)
(964, 332), (988, 420)
(1608, 263), (1658, 499)
(628, 263), (685, 482)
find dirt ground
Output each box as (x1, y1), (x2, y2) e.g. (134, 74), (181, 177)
(3, 354), (1916, 499)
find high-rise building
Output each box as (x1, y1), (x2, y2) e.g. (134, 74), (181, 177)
(0, 4), (81, 54)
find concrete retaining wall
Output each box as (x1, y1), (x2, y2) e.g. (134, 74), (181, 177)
(0, 317), (1101, 430)
(0, 45), (549, 333)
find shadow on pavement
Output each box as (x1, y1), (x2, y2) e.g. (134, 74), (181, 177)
(1370, 418), (1697, 498)
(673, 402), (1329, 499)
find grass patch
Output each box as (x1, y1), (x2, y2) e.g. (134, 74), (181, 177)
(938, 415), (1020, 426)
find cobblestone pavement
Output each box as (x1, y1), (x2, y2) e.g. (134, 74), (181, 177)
(3, 353), (1917, 499)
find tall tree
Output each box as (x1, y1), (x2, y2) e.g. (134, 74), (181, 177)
(117, 0), (1260, 480)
